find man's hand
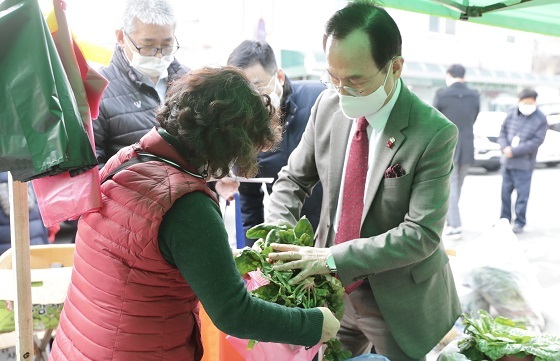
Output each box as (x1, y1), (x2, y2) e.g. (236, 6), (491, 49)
(268, 243), (332, 284)
(215, 177), (240, 201)
(503, 146), (513, 158)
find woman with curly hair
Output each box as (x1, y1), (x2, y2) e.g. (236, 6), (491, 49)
(49, 67), (339, 361)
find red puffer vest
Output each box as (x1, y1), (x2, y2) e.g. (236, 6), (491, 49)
(50, 129), (217, 361)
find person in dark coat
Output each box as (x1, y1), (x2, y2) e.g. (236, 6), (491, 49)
(220, 40), (325, 246)
(498, 88), (548, 234)
(0, 172), (49, 255)
(433, 64), (480, 240)
(93, 0), (190, 167)
(58, 0), (190, 245)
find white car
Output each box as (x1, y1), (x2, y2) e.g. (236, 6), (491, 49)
(473, 111), (505, 171)
(473, 110), (560, 171)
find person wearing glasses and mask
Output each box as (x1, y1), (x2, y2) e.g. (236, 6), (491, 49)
(94, 0), (188, 168)
(266, 1), (461, 360)
(218, 40), (325, 247)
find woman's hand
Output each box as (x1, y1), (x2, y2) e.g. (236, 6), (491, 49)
(215, 177), (240, 201)
(318, 307), (340, 343)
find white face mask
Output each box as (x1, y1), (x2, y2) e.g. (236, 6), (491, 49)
(123, 40), (173, 79)
(518, 103), (537, 116)
(130, 52), (173, 79)
(338, 60), (395, 119)
(268, 77), (283, 109)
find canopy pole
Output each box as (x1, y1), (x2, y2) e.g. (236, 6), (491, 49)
(8, 173), (34, 360)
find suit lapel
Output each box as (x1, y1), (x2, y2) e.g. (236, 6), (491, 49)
(362, 85), (412, 224)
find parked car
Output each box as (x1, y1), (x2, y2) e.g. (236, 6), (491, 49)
(473, 111), (504, 171)
(473, 110), (560, 171)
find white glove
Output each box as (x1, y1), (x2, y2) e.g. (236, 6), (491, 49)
(268, 243), (332, 284)
(318, 307), (340, 343)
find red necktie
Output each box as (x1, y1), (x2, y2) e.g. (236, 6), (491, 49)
(334, 117), (369, 293)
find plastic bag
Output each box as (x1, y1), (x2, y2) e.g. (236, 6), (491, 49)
(226, 336), (321, 361)
(226, 270), (321, 361)
(468, 266), (545, 331)
(451, 219), (545, 331)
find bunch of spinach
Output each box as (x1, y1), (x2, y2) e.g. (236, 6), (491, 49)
(235, 216), (352, 361)
(459, 310), (560, 361)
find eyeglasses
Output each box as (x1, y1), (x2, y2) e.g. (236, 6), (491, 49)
(123, 31), (180, 57)
(256, 70), (278, 92)
(321, 68), (383, 97)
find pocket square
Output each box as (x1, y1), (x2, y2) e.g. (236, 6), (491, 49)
(385, 163), (405, 178)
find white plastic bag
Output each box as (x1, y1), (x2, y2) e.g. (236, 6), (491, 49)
(451, 219), (545, 331)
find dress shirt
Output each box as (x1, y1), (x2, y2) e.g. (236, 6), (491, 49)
(334, 79), (402, 232)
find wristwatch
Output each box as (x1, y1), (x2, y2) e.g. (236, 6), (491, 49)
(325, 254), (337, 273)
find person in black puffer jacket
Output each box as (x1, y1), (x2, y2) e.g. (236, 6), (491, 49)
(93, 0), (190, 168)
(58, 0), (190, 244)
(0, 172), (49, 255)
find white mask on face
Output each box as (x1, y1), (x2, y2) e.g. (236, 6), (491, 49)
(130, 52), (173, 79)
(338, 59), (395, 119)
(518, 103), (537, 116)
(268, 76), (283, 109)
(123, 39), (173, 79)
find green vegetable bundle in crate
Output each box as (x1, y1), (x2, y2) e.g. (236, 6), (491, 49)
(234, 216), (352, 361)
(459, 310), (560, 361)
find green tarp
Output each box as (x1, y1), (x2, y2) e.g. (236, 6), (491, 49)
(380, 0), (560, 37)
(0, 0), (97, 181)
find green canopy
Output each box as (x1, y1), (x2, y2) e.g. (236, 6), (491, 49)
(380, 0), (560, 37)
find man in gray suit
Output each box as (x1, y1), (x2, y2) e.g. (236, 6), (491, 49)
(434, 64), (480, 240)
(267, 1), (461, 360)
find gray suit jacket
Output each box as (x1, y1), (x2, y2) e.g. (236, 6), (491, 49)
(267, 82), (461, 358)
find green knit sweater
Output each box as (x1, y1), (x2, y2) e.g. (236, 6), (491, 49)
(158, 190), (323, 347)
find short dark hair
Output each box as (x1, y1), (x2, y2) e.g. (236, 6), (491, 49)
(518, 88), (538, 100)
(227, 40), (278, 74)
(322, 0), (402, 72)
(157, 67), (281, 178)
(447, 64), (466, 78)
(227, 40), (293, 106)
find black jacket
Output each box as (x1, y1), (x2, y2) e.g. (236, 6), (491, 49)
(434, 82), (480, 165)
(94, 46), (189, 166)
(498, 107), (548, 171)
(239, 78), (325, 246)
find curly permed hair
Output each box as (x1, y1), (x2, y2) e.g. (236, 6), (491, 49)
(156, 66), (281, 178)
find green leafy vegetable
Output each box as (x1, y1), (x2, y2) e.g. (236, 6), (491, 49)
(323, 338), (352, 361)
(459, 310), (560, 361)
(294, 217), (314, 244)
(235, 216), (351, 361)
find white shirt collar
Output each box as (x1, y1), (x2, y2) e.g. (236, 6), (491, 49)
(363, 78), (402, 131)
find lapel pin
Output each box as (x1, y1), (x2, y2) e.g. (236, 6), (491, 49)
(387, 137), (396, 149)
